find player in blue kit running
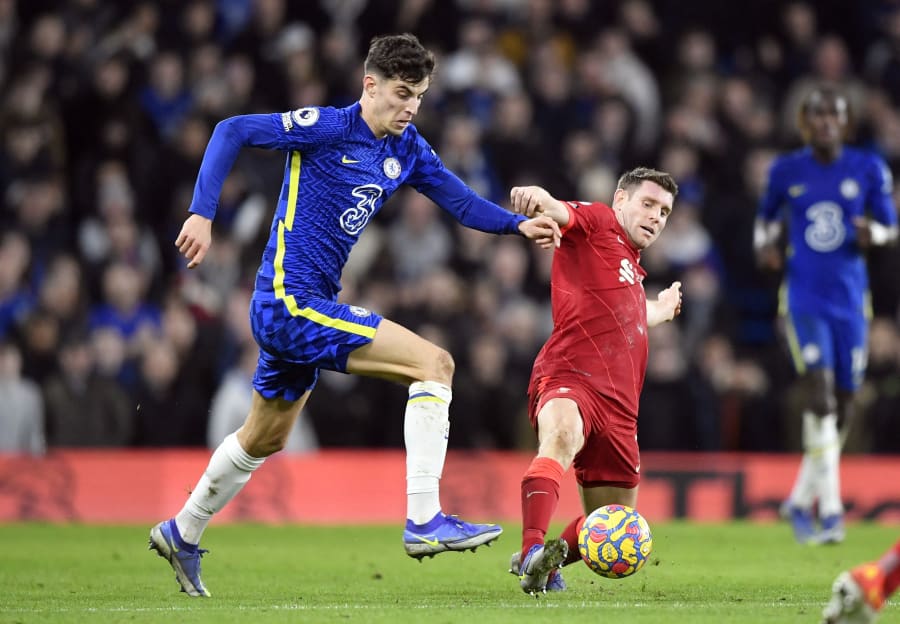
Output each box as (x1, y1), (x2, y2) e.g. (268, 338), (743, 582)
(148, 33), (561, 597)
(755, 85), (897, 545)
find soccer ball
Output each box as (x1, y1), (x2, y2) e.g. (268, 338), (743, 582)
(578, 504), (652, 579)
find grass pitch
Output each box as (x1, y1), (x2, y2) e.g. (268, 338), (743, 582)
(0, 521), (896, 623)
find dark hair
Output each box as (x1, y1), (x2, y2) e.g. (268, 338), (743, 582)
(797, 84), (853, 140)
(617, 167), (679, 198)
(799, 84), (849, 118)
(364, 33), (435, 84)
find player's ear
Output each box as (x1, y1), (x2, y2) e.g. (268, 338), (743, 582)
(613, 187), (628, 209)
(363, 74), (377, 98)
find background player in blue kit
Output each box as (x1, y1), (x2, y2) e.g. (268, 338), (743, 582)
(148, 33), (562, 597)
(755, 85), (898, 546)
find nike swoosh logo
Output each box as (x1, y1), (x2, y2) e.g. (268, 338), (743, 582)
(412, 535), (440, 546)
(526, 490), (549, 498)
(341, 155), (360, 164)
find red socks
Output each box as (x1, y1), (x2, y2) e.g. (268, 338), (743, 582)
(559, 514), (586, 565)
(883, 539), (900, 597)
(521, 457), (565, 560)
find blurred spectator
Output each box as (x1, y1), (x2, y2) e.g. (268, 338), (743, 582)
(864, 6), (900, 106)
(0, 230), (33, 338)
(88, 262), (161, 357)
(857, 317), (900, 453)
(37, 254), (84, 328)
(17, 308), (60, 384)
(386, 190), (452, 284)
(441, 17), (521, 126)
(0, 340), (45, 454)
(138, 50), (194, 141)
(43, 332), (133, 447)
(132, 338), (207, 446)
(450, 333), (528, 449)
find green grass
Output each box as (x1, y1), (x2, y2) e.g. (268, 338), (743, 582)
(0, 522), (896, 623)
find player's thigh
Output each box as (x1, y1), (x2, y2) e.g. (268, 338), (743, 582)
(580, 485), (639, 513)
(535, 397), (586, 466)
(831, 314), (868, 391)
(345, 318), (452, 385)
(783, 310), (834, 376)
(571, 391), (641, 492)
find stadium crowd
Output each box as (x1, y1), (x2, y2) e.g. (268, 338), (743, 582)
(1, 0), (899, 455)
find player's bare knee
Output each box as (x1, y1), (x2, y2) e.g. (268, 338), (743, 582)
(540, 428), (581, 465)
(808, 393), (836, 417)
(245, 434), (287, 457)
(418, 346), (454, 384)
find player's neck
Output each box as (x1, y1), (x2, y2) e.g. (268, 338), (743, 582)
(811, 144), (842, 164)
(358, 99), (388, 139)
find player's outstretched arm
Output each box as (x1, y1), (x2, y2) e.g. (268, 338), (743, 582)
(510, 185), (571, 227)
(175, 213), (213, 269)
(646, 281), (682, 327)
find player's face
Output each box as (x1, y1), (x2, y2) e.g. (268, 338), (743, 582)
(801, 92), (847, 151)
(364, 74), (430, 138)
(613, 181), (673, 249)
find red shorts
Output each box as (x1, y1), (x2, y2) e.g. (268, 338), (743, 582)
(528, 378), (640, 489)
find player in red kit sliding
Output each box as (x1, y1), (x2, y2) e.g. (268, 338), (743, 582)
(823, 536), (900, 623)
(507, 167), (682, 594)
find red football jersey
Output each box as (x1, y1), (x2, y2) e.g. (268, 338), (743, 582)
(529, 201), (648, 419)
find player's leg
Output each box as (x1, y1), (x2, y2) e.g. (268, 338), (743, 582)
(815, 315), (867, 544)
(822, 536), (900, 623)
(515, 392), (585, 593)
(151, 296), (324, 596)
(345, 318), (501, 557)
(150, 390), (308, 596)
(559, 394), (641, 567)
(782, 312), (837, 543)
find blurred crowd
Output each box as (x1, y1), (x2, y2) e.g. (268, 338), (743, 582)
(1, 0), (900, 455)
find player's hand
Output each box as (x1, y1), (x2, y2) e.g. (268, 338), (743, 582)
(853, 216), (872, 249)
(518, 215), (561, 249)
(175, 213), (213, 269)
(755, 245), (783, 272)
(658, 281), (683, 320)
(510, 185), (554, 217)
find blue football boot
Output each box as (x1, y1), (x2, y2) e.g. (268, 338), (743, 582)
(403, 512), (503, 559)
(517, 539), (568, 595)
(509, 549), (567, 592)
(816, 514), (846, 545)
(780, 502), (816, 544)
(148, 519), (211, 597)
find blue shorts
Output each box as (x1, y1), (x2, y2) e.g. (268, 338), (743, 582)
(784, 309), (867, 391)
(249, 295), (383, 401)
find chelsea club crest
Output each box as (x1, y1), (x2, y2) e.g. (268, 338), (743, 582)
(383, 158), (401, 179)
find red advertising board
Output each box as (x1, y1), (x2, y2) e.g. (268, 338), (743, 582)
(1, 450), (898, 524)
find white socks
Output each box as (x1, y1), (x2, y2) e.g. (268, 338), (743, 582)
(404, 381), (452, 525)
(789, 412), (842, 516)
(175, 432), (266, 544)
(816, 414), (842, 516)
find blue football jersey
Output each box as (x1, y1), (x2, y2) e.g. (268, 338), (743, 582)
(758, 146), (896, 317)
(188, 102), (526, 302)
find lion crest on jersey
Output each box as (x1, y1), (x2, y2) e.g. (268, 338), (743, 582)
(383, 157), (401, 179)
(840, 178), (860, 199)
